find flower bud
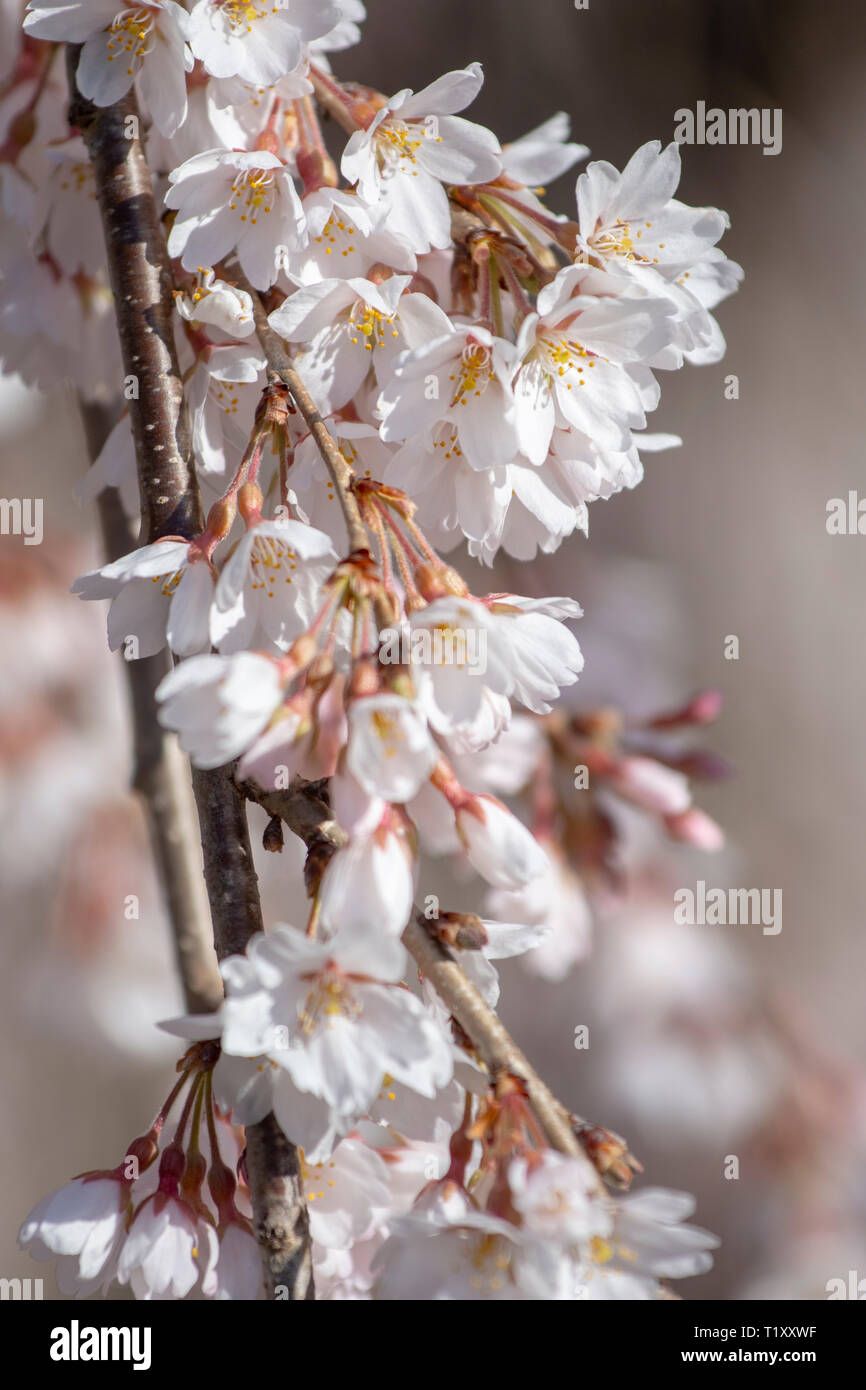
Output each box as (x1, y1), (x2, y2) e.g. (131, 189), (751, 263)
(664, 806), (725, 850)
(433, 912), (489, 951)
(203, 494), (237, 543)
(238, 482), (263, 526)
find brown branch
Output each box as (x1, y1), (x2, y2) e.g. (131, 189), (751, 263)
(234, 274), (371, 555)
(67, 50), (200, 544)
(243, 1113), (313, 1299)
(402, 916), (585, 1160)
(68, 56), (313, 1297)
(193, 761), (314, 1299)
(242, 777), (600, 1180)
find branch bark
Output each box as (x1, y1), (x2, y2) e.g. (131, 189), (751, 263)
(69, 55), (313, 1297)
(67, 51), (200, 545)
(194, 761), (314, 1299)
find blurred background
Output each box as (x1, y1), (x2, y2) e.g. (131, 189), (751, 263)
(2, 0), (865, 1299)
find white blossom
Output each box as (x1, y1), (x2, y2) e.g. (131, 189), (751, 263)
(166, 148), (305, 290)
(19, 1175), (130, 1297)
(156, 651), (285, 768)
(341, 63), (502, 252)
(219, 924), (453, 1144)
(345, 692), (438, 804)
(455, 794), (548, 890)
(187, 0), (338, 87)
(209, 516), (335, 654)
(72, 540), (214, 659)
(24, 0), (193, 137)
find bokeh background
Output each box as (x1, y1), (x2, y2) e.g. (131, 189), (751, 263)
(2, 0), (865, 1299)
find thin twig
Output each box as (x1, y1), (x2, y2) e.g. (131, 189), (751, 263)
(234, 274), (370, 555)
(402, 916), (585, 1160)
(67, 51), (200, 544)
(68, 54), (313, 1297)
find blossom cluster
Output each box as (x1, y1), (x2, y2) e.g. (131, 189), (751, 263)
(7, 0), (741, 1299)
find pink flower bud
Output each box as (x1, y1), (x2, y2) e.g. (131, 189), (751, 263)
(664, 806), (725, 850)
(606, 755), (692, 816)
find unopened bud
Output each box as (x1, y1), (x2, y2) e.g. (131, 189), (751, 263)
(574, 1122), (643, 1189)
(204, 495), (237, 542)
(238, 482), (263, 525)
(348, 657), (380, 698)
(343, 88), (388, 129)
(286, 631), (318, 674)
(649, 689), (724, 729)
(263, 815), (284, 853)
(664, 806), (725, 850)
(606, 755), (691, 816)
(414, 562), (468, 601)
(433, 912), (489, 951)
(296, 148), (338, 192)
(254, 129), (281, 157)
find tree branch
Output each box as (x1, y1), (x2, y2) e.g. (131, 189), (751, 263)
(235, 275), (371, 556)
(69, 55), (313, 1297)
(401, 916), (585, 1161)
(67, 50), (200, 544)
(193, 761), (314, 1299)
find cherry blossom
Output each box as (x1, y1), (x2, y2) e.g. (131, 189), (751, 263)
(341, 62), (502, 252)
(156, 651), (286, 769)
(72, 539), (214, 659)
(267, 273), (448, 413)
(24, 0), (193, 137)
(19, 1175), (130, 1296)
(455, 794), (549, 890)
(187, 0), (339, 88)
(11, 0), (742, 1305)
(345, 692), (438, 803)
(166, 148), (305, 289)
(209, 514), (336, 654)
(317, 823), (416, 939)
(574, 140), (743, 363)
(219, 924), (454, 1140)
